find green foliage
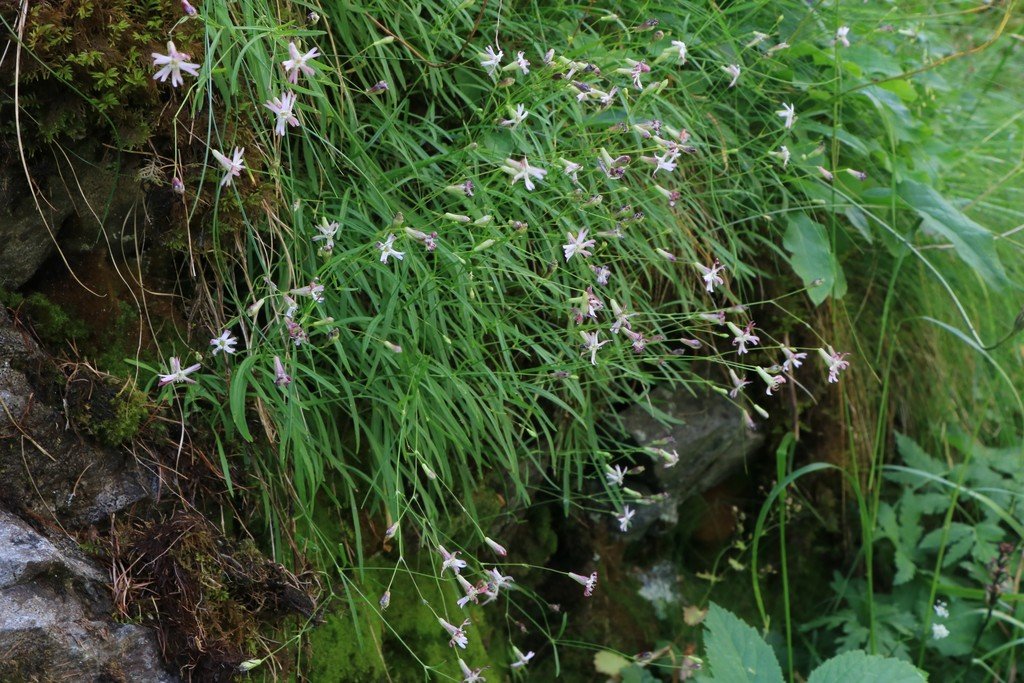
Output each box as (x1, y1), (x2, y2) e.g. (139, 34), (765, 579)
(699, 604), (925, 683)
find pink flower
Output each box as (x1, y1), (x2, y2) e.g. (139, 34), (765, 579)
(485, 567), (514, 593)
(171, 177), (185, 195)
(609, 299), (636, 334)
(282, 41), (319, 84)
(484, 537), (507, 557)
(152, 41), (200, 88)
(273, 356), (291, 386)
(727, 321), (760, 354)
(211, 147), (245, 187)
(181, 0), (197, 16)
(158, 356), (200, 386)
(404, 227), (438, 251)
(563, 228), (596, 261)
(818, 346), (850, 383)
(567, 571), (598, 597)
(591, 264), (611, 286)
(366, 80), (389, 94)
(456, 575), (480, 608)
(264, 91), (300, 136)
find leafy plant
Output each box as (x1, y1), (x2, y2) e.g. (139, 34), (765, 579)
(699, 604), (926, 682)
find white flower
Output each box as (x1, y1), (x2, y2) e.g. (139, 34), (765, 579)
(561, 159), (582, 182)
(781, 347), (807, 372)
(818, 346), (850, 383)
(932, 623), (950, 640)
(728, 321), (760, 355)
(934, 600), (949, 619)
(756, 366), (787, 396)
(458, 658), (487, 683)
(282, 41), (319, 84)
(439, 617), (471, 649)
(480, 45), (503, 77)
(580, 330), (610, 365)
(609, 299), (637, 334)
(776, 102), (797, 129)
(653, 149), (680, 174)
(835, 26), (851, 48)
(772, 145), (791, 168)
(723, 64), (741, 88)
(728, 368), (750, 398)
(563, 228), (596, 261)
(151, 41), (200, 88)
(502, 157), (546, 191)
(695, 260), (725, 293)
(591, 264), (611, 286)
(817, 166), (834, 182)
(211, 147), (245, 187)
(438, 545), (467, 575)
(670, 40), (687, 65)
(485, 567), (515, 592)
(513, 50), (530, 74)
(500, 103), (529, 129)
(210, 330), (237, 355)
(376, 233), (405, 263)
(264, 91), (300, 136)
(746, 31), (770, 48)
(605, 464), (627, 486)
(158, 356), (201, 386)
(511, 646), (535, 669)
(312, 217), (339, 254)
(617, 505), (636, 532)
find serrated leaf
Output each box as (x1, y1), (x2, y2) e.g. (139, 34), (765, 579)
(783, 213), (847, 305)
(895, 432), (946, 476)
(698, 604), (784, 683)
(897, 180), (1006, 287)
(807, 650), (926, 683)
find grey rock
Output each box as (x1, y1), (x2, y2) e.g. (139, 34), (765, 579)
(618, 384), (763, 534)
(0, 508), (176, 682)
(0, 308), (150, 526)
(0, 151), (146, 289)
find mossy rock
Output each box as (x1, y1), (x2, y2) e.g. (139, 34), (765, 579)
(307, 565), (505, 682)
(66, 371), (149, 447)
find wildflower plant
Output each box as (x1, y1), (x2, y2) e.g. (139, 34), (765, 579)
(119, 0), (1023, 677)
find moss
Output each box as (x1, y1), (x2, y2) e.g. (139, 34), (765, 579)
(0, 289), (88, 347)
(307, 562), (505, 682)
(67, 374), (148, 446)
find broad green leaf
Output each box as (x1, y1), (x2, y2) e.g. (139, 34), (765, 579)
(897, 180), (1007, 287)
(783, 213), (847, 305)
(698, 603), (784, 683)
(807, 650), (926, 683)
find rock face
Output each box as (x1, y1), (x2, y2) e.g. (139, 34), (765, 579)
(0, 151), (146, 290)
(619, 383), (763, 534)
(0, 308), (175, 681)
(0, 509), (176, 682)
(0, 308), (150, 526)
